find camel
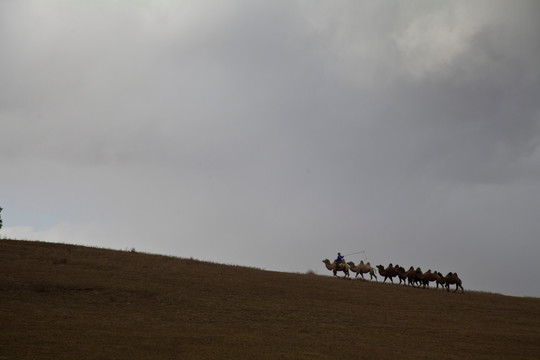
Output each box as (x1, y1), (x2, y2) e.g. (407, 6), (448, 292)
(419, 269), (443, 289)
(376, 264), (399, 284)
(347, 261), (378, 281)
(443, 272), (464, 293)
(397, 266), (422, 287)
(322, 259), (350, 278)
(436, 272), (447, 289)
(396, 266), (410, 286)
(398, 266), (407, 285)
(414, 268), (424, 285)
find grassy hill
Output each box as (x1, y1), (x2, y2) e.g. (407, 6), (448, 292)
(1, 239), (539, 359)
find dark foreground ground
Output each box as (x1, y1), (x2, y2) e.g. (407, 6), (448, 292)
(1, 239), (539, 359)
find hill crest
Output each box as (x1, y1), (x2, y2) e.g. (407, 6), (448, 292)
(1, 239), (539, 359)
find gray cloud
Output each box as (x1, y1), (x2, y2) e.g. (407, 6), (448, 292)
(1, 0), (539, 297)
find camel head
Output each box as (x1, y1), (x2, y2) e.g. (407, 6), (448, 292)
(322, 259), (336, 271)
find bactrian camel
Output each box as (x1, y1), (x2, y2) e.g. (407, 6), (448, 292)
(322, 259), (350, 278)
(419, 269), (444, 289)
(376, 264), (399, 284)
(442, 272), (464, 293)
(347, 261), (377, 281)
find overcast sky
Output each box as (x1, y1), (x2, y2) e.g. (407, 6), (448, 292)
(1, 1), (539, 297)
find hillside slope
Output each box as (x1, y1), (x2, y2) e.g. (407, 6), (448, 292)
(1, 239), (539, 359)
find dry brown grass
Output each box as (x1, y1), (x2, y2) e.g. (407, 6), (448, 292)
(1, 239), (539, 359)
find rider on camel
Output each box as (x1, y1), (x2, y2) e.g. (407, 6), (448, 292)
(335, 252), (344, 267)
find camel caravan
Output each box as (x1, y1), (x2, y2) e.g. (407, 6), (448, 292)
(322, 253), (463, 293)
